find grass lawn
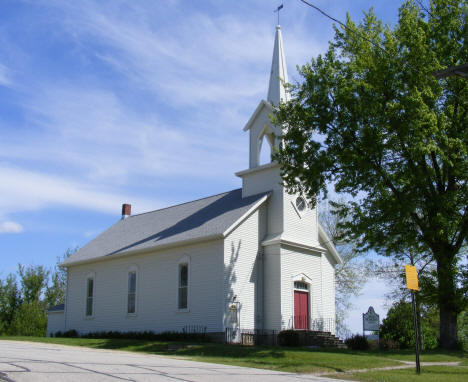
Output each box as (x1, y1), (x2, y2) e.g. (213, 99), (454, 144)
(331, 365), (468, 382)
(366, 348), (468, 363)
(1, 336), (466, 376)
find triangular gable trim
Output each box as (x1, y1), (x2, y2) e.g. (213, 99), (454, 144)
(243, 99), (273, 131)
(318, 223), (343, 264)
(222, 193), (271, 237)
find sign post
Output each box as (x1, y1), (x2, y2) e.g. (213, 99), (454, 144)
(405, 265), (421, 374)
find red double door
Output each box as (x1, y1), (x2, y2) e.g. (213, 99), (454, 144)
(294, 291), (309, 329)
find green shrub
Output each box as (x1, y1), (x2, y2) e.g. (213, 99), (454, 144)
(278, 330), (300, 347)
(56, 329), (210, 342)
(345, 334), (369, 350)
(9, 302), (46, 336)
(380, 300), (438, 350)
(55, 329), (78, 338)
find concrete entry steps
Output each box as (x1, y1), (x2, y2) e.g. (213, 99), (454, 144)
(298, 331), (347, 349)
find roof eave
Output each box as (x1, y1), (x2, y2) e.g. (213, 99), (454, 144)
(318, 223), (343, 264)
(262, 235), (326, 255)
(61, 233), (224, 268)
(235, 162), (280, 178)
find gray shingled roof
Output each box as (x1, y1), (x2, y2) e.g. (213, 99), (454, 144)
(47, 304), (65, 312)
(62, 189), (269, 266)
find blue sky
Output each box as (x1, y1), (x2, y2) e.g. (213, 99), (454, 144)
(0, 0), (404, 333)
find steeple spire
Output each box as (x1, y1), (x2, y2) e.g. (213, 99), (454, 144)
(267, 25), (289, 105)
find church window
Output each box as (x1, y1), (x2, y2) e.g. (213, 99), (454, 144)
(178, 263), (188, 309)
(294, 281), (308, 290)
(127, 271), (137, 314)
(295, 196), (306, 212)
(86, 277), (94, 316)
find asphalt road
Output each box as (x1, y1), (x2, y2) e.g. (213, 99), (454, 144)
(0, 340), (348, 382)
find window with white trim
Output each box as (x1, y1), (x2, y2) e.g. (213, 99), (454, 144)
(294, 281), (308, 290)
(178, 263), (188, 309)
(86, 277), (94, 316)
(295, 196), (307, 212)
(127, 271), (137, 314)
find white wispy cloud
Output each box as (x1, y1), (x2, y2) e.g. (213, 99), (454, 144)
(0, 221), (23, 234)
(0, 164), (161, 217)
(37, 0), (323, 106)
(0, 84), (244, 182)
(0, 0), (326, 222)
(0, 63), (11, 87)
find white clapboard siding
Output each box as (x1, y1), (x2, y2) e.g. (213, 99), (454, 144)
(263, 244), (282, 330)
(65, 239), (224, 334)
(280, 247), (323, 328)
(283, 192), (319, 246)
(239, 164), (284, 236)
(223, 205), (266, 330)
(321, 251), (336, 333)
(46, 311), (65, 336)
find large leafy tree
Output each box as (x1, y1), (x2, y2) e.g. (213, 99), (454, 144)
(17, 265), (49, 304)
(274, 0), (467, 348)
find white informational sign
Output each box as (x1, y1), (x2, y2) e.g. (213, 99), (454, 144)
(363, 306), (380, 331)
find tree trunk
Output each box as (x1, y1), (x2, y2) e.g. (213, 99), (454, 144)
(439, 307), (458, 349)
(436, 256), (459, 349)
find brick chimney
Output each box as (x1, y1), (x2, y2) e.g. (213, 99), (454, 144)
(121, 203), (131, 219)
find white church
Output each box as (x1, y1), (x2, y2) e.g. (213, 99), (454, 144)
(47, 26), (342, 342)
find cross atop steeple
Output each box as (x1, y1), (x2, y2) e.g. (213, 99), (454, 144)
(267, 25), (289, 105)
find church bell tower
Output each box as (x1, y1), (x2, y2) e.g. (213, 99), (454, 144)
(236, 25), (302, 238)
(243, 25), (289, 170)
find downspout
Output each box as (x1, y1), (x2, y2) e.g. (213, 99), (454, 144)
(64, 267), (69, 331)
(259, 249), (265, 330)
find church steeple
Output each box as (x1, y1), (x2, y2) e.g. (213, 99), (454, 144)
(241, 25), (290, 170)
(267, 25), (289, 105)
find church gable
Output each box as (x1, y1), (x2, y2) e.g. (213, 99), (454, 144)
(243, 100), (279, 169)
(282, 192), (320, 246)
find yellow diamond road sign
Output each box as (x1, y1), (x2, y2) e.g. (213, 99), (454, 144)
(405, 265), (419, 291)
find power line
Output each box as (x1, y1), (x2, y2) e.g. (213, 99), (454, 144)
(415, 0), (432, 17)
(298, 0), (390, 58)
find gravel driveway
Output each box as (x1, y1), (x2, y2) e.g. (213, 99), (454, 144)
(0, 340), (347, 382)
